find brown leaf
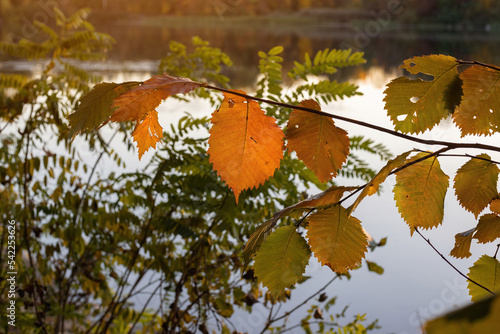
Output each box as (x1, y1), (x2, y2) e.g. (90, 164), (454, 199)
(286, 99), (349, 182)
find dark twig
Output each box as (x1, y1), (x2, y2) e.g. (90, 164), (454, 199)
(414, 228), (496, 296)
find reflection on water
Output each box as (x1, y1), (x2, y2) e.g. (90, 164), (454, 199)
(3, 23), (500, 88)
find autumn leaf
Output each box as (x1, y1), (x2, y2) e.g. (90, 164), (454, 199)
(348, 151), (412, 215)
(307, 205), (368, 273)
(491, 199), (500, 215)
(467, 255), (500, 302)
(68, 81), (141, 138)
(393, 152), (449, 234)
(384, 54), (460, 134)
(454, 154), (499, 218)
(286, 99), (349, 182)
(208, 90), (284, 203)
(474, 214), (500, 244)
(132, 110), (164, 160)
(449, 228), (474, 259)
(253, 225), (311, 298)
(454, 65), (500, 136)
(110, 74), (201, 122)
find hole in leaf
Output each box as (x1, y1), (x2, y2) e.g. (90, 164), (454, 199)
(409, 62), (416, 67)
(490, 109), (494, 114)
(397, 115), (406, 121)
(410, 97), (419, 103)
(473, 116), (477, 120)
(295, 125), (299, 128)
(479, 89), (484, 93)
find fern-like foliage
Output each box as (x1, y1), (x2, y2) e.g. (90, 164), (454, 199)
(288, 48), (366, 80)
(292, 80), (361, 104)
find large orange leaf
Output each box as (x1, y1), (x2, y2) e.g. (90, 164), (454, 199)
(110, 74), (201, 122)
(132, 110), (164, 160)
(208, 90), (284, 203)
(454, 65), (500, 136)
(307, 205), (368, 273)
(286, 100), (349, 182)
(393, 152), (449, 234)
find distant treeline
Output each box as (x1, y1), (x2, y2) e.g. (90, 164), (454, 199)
(3, 0), (500, 24)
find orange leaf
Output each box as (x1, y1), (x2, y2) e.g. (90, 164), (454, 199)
(286, 100), (349, 182)
(132, 110), (164, 160)
(208, 90), (284, 203)
(110, 74), (201, 122)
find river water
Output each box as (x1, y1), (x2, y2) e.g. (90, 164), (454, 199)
(3, 19), (500, 333)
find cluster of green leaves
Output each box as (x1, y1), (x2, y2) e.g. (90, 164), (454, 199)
(0, 7), (385, 333)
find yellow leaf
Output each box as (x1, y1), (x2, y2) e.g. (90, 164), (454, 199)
(467, 255), (500, 302)
(110, 74), (201, 122)
(393, 152), (449, 234)
(454, 65), (500, 136)
(307, 205), (368, 273)
(474, 214), (500, 244)
(449, 228), (474, 259)
(384, 54), (459, 134)
(348, 151), (412, 215)
(286, 100), (349, 182)
(454, 154), (499, 218)
(208, 90), (284, 204)
(243, 186), (357, 266)
(253, 226), (311, 298)
(132, 110), (164, 160)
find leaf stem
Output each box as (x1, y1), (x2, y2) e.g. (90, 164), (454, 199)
(414, 227), (496, 296)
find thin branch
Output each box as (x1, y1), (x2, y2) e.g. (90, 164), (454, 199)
(458, 59), (500, 72)
(268, 274), (339, 325)
(203, 84), (500, 154)
(414, 228), (496, 296)
(494, 244), (500, 259)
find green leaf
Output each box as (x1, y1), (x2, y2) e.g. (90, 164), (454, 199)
(253, 225), (311, 298)
(67, 81), (141, 138)
(474, 214), (500, 244)
(384, 54), (459, 134)
(454, 65), (500, 136)
(467, 255), (500, 302)
(348, 151), (412, 215)
(393, 152), (449, 234)
(307, 205), (368, 273)
(366, 260), (384, 275)
(268, 46), (284, 55)
(454, 154), (499, 218)
(449, 228), (475, 259)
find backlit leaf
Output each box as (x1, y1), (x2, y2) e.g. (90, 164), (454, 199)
(467, 255), (500, 302)
(450, 228), (475, 259)
(132, 110), (164, 160)
(307, 205), (368, 273)
(208, 90), (284, 203)
(253, 225), (311, 298)
(110, 74), (201, 122)
(384, 54), (459, 134)
(454, 65), (500, 136)
(474, 214), (500, 244)
(454, 154), (499, 218)
(491, 199), (500, 215)
(348, 151), (412, 215)
(68, 81), (140, 138)
(393, 152), (449, 234)
(286, 99), (349, 182)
